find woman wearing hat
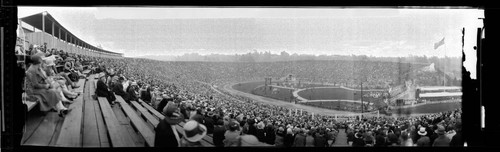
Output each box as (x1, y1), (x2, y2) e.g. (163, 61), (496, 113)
(25, 54), (70, 117)
(180, 120), (208, 147)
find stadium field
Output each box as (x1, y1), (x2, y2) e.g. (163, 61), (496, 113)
(298, 87), (361, 100)
(232, 81), (265, 93)
(252, 86), (296, 102)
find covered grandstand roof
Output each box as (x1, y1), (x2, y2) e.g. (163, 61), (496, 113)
(20, 11), (122, 56)
(418, 86), (461, 91)
(419, 92), (462, 98)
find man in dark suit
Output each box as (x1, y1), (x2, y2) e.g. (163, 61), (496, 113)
(112, 76), (129, 102)
(127, 81), (139, 102)
(154, 102), (184, 147)
(95, 73), (116, 105)
(204, 111), (215, 134)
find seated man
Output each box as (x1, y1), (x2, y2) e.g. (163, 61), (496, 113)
(127, 81), (139, 102)
(96, 73), (117, 105)
(112, 76), (130, 103)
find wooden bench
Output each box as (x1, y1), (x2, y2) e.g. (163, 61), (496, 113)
(97, 97), (136, 147)
(114, 96), (155, 147)
(138, 99), (164, 120)
(55, 79), (86, 147)
(130, 101), (159, 129)
(81, 77), (102, 147)
(72, 78), (86, 93)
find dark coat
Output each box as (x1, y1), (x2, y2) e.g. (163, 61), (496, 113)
(293, 134), (306, 147)
(127, 86), (138, 101)
(347, 132), (355, 143)
(247, 125), (258, 137)
(416, 136), (431, 147)
(449, 132), (463, 147)
(314, 134), (328, 147)
(191, 114), (205, 124)
(96, 79), (115, 102)
(352, 137), (366, 147)
(158, 98), (173, 112)
(275, 132), (285, 147)
(374, 135), (387, 147)
(112, 82), (129, 101)
(213, 125), (226, 147)
(140, 88), (152, 103)
(432, 135), (451, 147)
(264, 126), (276, 145)
(204, 116), (215, 134)
(284, 134), (295, 147)
(154, 116), (184, 147)
(255, 129), (266, 142)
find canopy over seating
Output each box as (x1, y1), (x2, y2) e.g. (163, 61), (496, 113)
(20, 11), (122, 57)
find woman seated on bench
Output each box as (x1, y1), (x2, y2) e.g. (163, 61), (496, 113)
(25, 53), (71, 117)
(42, 54), (81, 102)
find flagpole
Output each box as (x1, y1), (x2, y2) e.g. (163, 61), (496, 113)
(444, 38), (447, 86)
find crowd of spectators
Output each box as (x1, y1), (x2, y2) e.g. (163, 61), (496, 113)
(20, 45), (463, 147)
(21, 44), (92, 117)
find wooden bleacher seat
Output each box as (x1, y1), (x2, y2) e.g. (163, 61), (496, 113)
(114, 95), (155, 147)
(56, 76), (86, 147)
(138, 99), (164, 120)
(130, 101), (159, 129)
(72, 78), (86, 93)
(97, 97), (136, 147)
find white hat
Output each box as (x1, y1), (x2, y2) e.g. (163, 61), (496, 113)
(182, 120), (207, 142)
(417, 127), (427, 136)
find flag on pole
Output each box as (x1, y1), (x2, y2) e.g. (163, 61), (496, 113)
(434, 37), (445, 49)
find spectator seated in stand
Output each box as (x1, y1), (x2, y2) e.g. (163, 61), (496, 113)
(25, 53), (70, 117)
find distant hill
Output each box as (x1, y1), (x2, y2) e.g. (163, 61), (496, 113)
(134, 52), (461, 73)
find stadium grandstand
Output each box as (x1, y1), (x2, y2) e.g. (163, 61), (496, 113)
(17, 11), (123, 58)
(16, 11), (465, 148)
(416, 86), (462, 102)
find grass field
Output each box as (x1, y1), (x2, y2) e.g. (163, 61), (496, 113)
(298, 87), (360, 100)
(252, 86), (296, 102)
(232, 81), (265, 93)
(389, 102), (461, 114)
(302, 101), (366, 112)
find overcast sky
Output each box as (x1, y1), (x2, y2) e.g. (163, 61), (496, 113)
(18, 7), (483, 59)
